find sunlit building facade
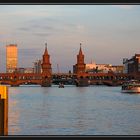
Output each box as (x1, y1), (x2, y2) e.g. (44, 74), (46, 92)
(24, 67), (34, 73)
(86, 63), (124, 73)
(6, 44), (18, 73)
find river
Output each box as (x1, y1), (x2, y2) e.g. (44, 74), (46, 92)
(8, 85), (140, 135)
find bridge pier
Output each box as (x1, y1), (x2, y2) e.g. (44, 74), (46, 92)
(41, 78), (52, 87)
(10, 82), (20, 87)
(10, 79), (20, 87)
(11, 85), (20, 87)
(75, 77), (89, 87)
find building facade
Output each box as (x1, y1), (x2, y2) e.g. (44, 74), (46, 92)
(111, 65), (124, 73)
(86, 63), (124, 73)
(73, 43), (86, 74)
(34, 59), (42, 73)
(24, 68), (34, 73)
(6, 44), (18, 73)
(86, 63), (112, 73)
(123, 54), (140, 75)
(15, 68), (25, 73)
(15, 67), (34, 73)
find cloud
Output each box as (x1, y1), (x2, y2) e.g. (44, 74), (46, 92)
(31, 24), (54, 30)
(17, 16), (86, 37)
(33, 32), (51, 37)
(17, 23), (53, 38)
(18, 27), (30, 31)
(18, 25), (54, 32)
(16, 17), (57, 37)
(112, 5), (135, 10)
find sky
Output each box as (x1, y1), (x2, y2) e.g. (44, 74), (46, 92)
(0, 5), (140, 73)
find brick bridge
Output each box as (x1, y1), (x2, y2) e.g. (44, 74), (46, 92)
(0, 73), (51, 87)
(0, 72), (136, 87)
(52, 72), (136, 86)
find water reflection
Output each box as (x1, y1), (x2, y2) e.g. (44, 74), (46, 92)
(8, 88), (21, 135)
(76, 87), (87, 93)
(8, 86), (140, 135)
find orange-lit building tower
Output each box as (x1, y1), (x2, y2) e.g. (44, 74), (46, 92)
(41, 43), (52, 75)
(6, 44), (18, 73)
(73, 43), (86, 74)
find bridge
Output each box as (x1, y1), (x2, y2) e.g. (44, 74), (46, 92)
(52, 72), (136, 86)
(0, 73), (51, 87)
(0, 72), (136, 87)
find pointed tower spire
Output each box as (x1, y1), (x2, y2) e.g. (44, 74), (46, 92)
(79, 43), (83, 55)
(44, 43), (48, 55)
(73, 42), (85, 74)
(45, 42), (47, 48)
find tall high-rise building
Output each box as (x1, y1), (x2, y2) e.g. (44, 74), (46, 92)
(6, 44), (18, 73)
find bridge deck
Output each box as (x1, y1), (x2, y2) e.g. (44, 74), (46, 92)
(0, 72), (137, 86)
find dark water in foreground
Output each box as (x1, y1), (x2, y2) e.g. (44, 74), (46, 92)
(8, 85), (140, 135)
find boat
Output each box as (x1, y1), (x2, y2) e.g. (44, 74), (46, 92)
(121, 80), (140, 93)
(58, 83), (64, 88)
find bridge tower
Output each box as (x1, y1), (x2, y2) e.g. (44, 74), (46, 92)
(41, 43), (52, 86)
(41, 43), (52, 75)
(73, 43), (89, 86)
(73, 43), (86, 74)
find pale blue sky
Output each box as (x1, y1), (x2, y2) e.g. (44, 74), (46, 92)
(0, 5), (140, 73)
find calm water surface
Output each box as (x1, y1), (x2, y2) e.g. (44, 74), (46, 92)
(8, 85), (140, 135)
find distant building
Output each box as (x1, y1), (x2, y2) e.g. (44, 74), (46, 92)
(86, 63), (112, 73)
(34, 59), (42, 73)
(111, 65), (124, 73)
(73, 43), (86, 74)
(6, 44), (18, 73)
(96, 64), (112, 73)
(16, 68), (25, 73)
(86, 61), (96, 72)
(24, 68), (34, 73)
(14, 67), (34, 73)
(123, 58), (128, 73)
(16, 67), (34, 73)
(86, 63), (124, 73)
(123, 54), (140, 75)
